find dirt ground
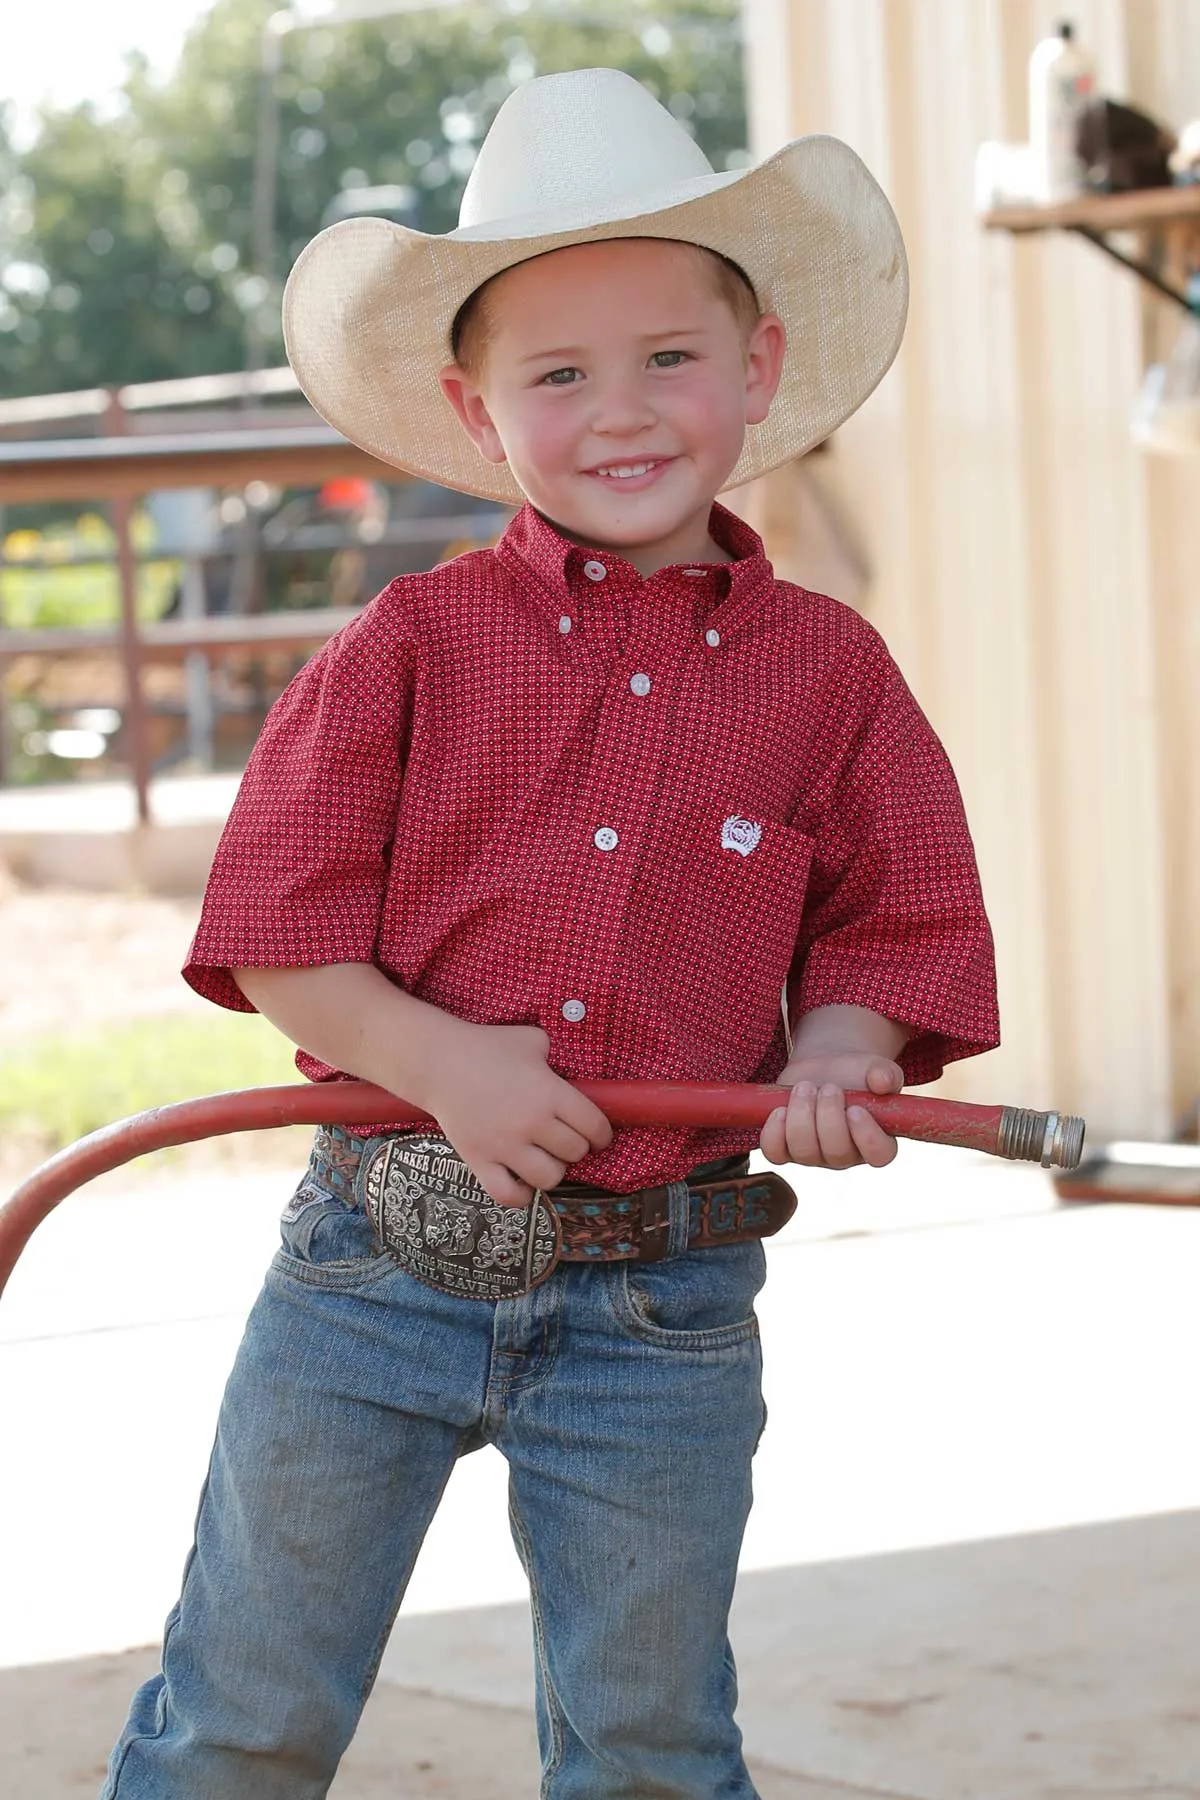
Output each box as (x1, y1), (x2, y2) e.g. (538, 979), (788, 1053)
(0, 865), (308, 1188)
(0, 861), (206, 1051)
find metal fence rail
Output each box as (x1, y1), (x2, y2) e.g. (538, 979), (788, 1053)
(0, 424), (391, 503)
(0, 405), (494, 820)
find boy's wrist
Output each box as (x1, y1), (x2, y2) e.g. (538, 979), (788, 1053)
(780, 1051), (882, 1081)
(785, 1003), (908, 1069)
(386, 1004), (476, 1114)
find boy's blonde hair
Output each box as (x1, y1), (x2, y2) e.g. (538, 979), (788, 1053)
(450, 241), (761, 377)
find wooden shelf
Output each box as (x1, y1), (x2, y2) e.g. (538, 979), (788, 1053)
(981, 184), (1200, 317)
(982, 184), (1200, 235)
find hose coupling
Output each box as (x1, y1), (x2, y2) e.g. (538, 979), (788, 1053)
(997, 1107), (1086, 1169)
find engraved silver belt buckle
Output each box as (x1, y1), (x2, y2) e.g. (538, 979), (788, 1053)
(359, 1133), (561, 1301)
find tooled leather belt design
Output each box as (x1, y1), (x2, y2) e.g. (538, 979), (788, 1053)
(309, 1125), (796, 1302)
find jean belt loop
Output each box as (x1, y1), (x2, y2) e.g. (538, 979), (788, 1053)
(665, 1179), (693, 1258)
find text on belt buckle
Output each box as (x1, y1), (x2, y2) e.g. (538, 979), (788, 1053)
(359, 1133), (561, 1301)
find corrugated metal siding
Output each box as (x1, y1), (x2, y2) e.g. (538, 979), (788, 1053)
(742, 0), (1197, 1134)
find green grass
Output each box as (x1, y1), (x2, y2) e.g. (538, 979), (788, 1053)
(0, 512), (181, 630)
(0, 557), (181, 630)
(1, 1011), (303, 1152)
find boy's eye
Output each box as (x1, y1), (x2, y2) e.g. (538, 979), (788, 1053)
(537, 352), (691, 384)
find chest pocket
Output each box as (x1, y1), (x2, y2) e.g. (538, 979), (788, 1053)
(630, 810), (816, 1060)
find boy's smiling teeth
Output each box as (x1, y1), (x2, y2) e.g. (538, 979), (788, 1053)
(592, 459), (665, 480)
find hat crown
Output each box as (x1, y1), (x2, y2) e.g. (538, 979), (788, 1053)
(458, 68), (714, 230)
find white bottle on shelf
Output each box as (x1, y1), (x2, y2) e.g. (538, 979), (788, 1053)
(1028, 20), (1095, 203)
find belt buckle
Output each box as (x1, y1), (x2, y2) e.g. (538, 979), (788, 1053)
(360, 1134), (561, 1301)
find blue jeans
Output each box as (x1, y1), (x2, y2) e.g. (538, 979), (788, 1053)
(102, 1157), (768, 1798)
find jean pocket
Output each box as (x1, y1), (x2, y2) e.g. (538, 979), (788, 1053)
(275, 1175), (383, 1283)
(612, 1239), (766, 1350)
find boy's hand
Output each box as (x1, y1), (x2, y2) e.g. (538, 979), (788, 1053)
(422, 1019), (612, 1206)
(760, 1050), (903, 1171)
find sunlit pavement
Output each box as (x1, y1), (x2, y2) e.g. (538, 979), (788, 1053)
(4, 1143), (1199, 1797)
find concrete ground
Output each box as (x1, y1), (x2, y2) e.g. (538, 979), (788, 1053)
(0, 772), (235, 893)
(3, 1142), (1200, 1797)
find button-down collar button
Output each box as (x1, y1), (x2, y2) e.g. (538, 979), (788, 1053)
(593, 826), (619, 851)
(583, 559), (607, 582)
(705, 628), (721, 648)
(558, 614), (572, 634)
(561, 998), (587, 1022)
(629, 672), (652, 696)
(682, 568), (707, 579)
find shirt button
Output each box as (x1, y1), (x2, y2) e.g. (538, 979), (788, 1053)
(561, 999), (587, 1022)
(559, 614), (572, 634)
(593, 826), (619, 851)
(583, 559), (607, 582)
(629, 672), (652, 696)
(682, 568), (706, 579)
(705, 628), (721, 648)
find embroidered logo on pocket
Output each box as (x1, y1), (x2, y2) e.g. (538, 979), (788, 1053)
(721, 816), (762, 857)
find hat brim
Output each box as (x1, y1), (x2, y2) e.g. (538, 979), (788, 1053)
(282, 135), (908, 505)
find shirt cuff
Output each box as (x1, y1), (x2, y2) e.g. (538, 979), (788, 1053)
(183, 898), (383, 1014)
(795, 954), (1000, 1087)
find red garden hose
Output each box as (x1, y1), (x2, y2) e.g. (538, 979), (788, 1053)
(0, 1082), (1084, 1298)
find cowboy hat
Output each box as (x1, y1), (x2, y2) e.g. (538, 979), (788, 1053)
(282, 67), (908, 505)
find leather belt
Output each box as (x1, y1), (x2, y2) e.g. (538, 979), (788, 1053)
(309, 1125), (796, 1302)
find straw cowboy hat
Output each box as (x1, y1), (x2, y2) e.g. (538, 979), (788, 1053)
(283, 67), (908, 505)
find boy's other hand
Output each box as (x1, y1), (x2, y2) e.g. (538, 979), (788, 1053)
(424, 1020), (613, 1207)
(759, 1051), (903, 1171)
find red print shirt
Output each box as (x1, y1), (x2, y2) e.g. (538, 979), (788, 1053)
(185, 501), (998, 1189)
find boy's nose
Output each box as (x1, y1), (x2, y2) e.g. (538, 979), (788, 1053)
(588, 379), (658, 437)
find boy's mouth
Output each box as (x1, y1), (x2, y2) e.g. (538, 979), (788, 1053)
(585, 457), (675, 489)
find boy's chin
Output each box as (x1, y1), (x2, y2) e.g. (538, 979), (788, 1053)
(526, 484), (709, 550)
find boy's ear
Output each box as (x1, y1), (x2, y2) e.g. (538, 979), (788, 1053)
(437, 365), (508, 465)
(743, 313), (787, 428)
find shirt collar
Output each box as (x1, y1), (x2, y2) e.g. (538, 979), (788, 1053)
(494, 500), (774, 612)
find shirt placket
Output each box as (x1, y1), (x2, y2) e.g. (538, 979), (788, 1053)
(547, 557), (714, 1049)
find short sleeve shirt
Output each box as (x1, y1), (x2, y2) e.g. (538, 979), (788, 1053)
(185, 501), (999, 1190)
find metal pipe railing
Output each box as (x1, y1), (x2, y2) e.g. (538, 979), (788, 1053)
(0, 409), (473, 815)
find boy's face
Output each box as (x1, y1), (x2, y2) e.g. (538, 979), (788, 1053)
(439, 239), (785, 572)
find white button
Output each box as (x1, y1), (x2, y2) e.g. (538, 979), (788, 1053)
(705, 628), (721, 647)
(682, 567), (707, 579)
(561, 999), (587, 1022)
(559, 614), (572, 634)
(583, 559), (607, 582)
(629, 672), (652, 696)
(593, 826), (619, 851)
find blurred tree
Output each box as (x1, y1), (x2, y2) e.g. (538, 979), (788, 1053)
(0, 0), (747, 398)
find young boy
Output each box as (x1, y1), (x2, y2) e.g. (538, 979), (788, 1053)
(103, 68), (997, 1799)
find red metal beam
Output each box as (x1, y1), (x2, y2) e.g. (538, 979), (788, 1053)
(0, 607), (362, 666)
(105, 394), (152, 824)
(0, 426), (401, 502)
